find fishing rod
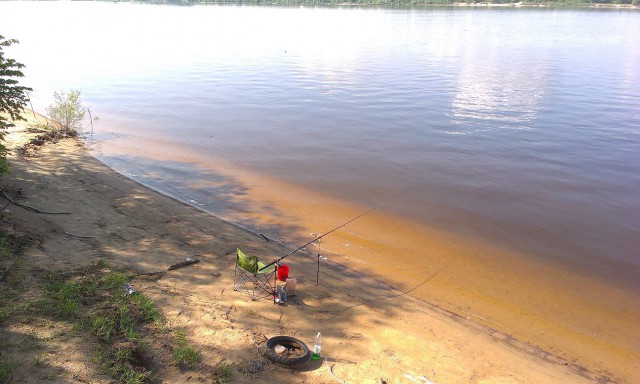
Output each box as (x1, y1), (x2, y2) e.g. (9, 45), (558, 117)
(259, 208), (375, 272)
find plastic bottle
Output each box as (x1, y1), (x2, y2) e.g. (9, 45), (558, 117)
(311, 332), (322, 360)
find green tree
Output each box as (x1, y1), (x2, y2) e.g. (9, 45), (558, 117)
(46, 89), (86, 135)
(0, 35), (32, 174)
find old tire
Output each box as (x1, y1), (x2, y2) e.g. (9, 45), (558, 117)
(262, 336), (311, 367)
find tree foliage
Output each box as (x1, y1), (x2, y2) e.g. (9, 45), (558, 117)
(46, 89), (86, 134)
(0, 36), (32, 130)
(0, 35), (32, 174)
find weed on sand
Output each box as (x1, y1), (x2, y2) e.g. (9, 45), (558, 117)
(173, 329), (201, 368)
(0, 248), (215, 383)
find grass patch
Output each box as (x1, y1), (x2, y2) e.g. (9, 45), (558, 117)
(0, 242), (211, 383)
(0, 357), (17, 382)
(0, 235), (13, 260)
(214, 361), (233, 383)
(173, 329), (200, 368)
(89, 271), (162, 344)
(0, 233), (32, 289)
(33, 353), (46, 367)
(85, 271), (163, 382)
(92, 314), (118, 343)
(99, 344), (149, 384)
(0, 307), (13, 325)
(130, 294), (162, 324)
(3, 258), (165, 383)
(42, 270), (98, 319)
(96, 257), (109, 269)
(0, 232), (32, 324)
(103, 271), (130, 291)
(43, 275), (82, 317)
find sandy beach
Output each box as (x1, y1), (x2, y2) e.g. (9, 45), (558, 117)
(0, 116), (633, 383)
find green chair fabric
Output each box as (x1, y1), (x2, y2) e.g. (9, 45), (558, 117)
(237, 248), (258, 273)
(237, 248), (275, 274)
(234, 248), (276, 301)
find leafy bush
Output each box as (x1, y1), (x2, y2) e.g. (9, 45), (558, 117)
(45, 89), (86, 134)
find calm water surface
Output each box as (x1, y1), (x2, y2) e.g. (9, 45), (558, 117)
(3, 4), (639, 286)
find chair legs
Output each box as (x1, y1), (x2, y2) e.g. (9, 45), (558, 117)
(234, 266), (275, 301)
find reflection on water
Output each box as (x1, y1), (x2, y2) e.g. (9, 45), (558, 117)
(447, 13), (552, 134)
(450, 54), (547, 134)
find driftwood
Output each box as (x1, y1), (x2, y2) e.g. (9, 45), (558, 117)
(1, 190), (71, 215)
(167, 258), (200, 271)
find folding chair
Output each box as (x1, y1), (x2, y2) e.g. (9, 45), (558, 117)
(233, 248), (276, 301)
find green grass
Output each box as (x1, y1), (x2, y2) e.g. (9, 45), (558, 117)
(113, 347), (132, 361)
(103, 271), (130, 291)
(0, 235), (13, 260)
(38, 265), (159, 382)
(99, 345), (149, 384)
(96, 258), (109, 269)
(130, 294), (162, 324)
(0, 251), (206, 383)
(173, 330), (200, 368)
(90, 279), (161, 344)
(0, 233), (32, 329)
(92, 314), (117, 342)
(119, 368), (147, 384)
(0, 233), (32, 261)
(42, 272), (85, 318)
(88, 268), (170, 382)
(214, 361), (233, 383)
(0, 233), (31, 288)
(0, 358), (17, 382)
(33, 353), (46, 367)
(0, 307), (12, 325)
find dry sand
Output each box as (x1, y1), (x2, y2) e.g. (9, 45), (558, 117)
(0, 118), (623, 383)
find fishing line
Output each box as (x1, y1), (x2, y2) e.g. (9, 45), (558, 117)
(259, 208), (375, 272)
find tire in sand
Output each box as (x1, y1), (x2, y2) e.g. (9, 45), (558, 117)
(261, 335), (311, 367)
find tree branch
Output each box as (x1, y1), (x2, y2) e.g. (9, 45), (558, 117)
(1, 190), (71, 215)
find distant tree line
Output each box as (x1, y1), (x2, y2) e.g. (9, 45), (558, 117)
(132, 0), (637, 6)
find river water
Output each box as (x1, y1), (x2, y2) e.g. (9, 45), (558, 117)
(3, 2), (639, 379)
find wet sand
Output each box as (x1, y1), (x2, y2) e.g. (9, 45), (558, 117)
(92, 133), (640, 382)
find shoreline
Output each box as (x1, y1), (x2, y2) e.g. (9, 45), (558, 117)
(92, 122), (640, 382)
(1, 115), (635, 382)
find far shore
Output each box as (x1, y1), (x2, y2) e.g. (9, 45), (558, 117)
(140, 0), (640, 9)
(450, 2), (638, 7)
(328, 1), (639, 9)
